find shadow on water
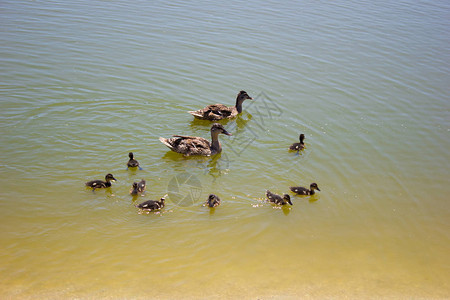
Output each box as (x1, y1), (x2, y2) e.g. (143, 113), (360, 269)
(282, 205), (292, 216)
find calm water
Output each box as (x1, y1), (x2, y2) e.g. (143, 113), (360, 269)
(1, 0), (449, 298)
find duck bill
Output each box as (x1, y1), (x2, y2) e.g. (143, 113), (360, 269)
(316, 188), (321, 191)
(112, 178), (117, 182)
(222, 130), (232, 136)
(288, 199), (293, 205)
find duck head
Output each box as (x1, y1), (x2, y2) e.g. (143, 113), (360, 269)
(237, 90), (253, 101)
(129, 152), (134, 159)
(310, 183), (320, 191)
(283, 194), (293, 205)
(105, 173), (117, 182)
(211, 123), (232, 136)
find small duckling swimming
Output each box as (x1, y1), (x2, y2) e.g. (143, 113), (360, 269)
(136, 195), (167, 211)
(127, 152), (141, 169)
(188, 90), (253, 120)
(289, 134), (305, 151)
(265, 190), (293, 205)
(290, 183), (320, 195)
(130, 179), (146, 195)
(159, 123), (232, 156)
(85, 173), (117, 190)
(205, 194), (221, 208)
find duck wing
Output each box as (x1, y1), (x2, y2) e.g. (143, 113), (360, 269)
(136, 200), (158, 210)
(160, 136), (211, 156)
(189, 104), (235, 120)
(290, 186), (309, 195)
(85, 180), (106, 189)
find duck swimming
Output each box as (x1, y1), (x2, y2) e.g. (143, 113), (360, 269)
(188, 90), (253, 120)
(289, 134), (305, 151)
(159, 123), (232, 156)
(130, 179), (146, 195)
(127, 152), (141, 169)
(136, 195), (167, 211)
(206, 194), (221, 208)
(85, 173), (117, 190)
(265, 190), (293, 205)
(290, 183), (320, 195)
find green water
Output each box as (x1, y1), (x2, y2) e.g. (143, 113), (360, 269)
(1, 0), (449, 298)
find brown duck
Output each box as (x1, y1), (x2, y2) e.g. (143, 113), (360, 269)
(159, 123), (232, 156)
(188, 90), (253, 120)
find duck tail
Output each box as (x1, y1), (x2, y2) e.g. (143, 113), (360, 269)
(188, 110), (204, 118)
(159, 137), (174, 150)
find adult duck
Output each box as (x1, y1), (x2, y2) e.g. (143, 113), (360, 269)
(290, 183), (320, 195)
(159, 123), (232, 156)
(188, 90), (253, 120)
(289, 134), (305, 151)
(265, 190), (293, 206)
(85, 173), (117, 190)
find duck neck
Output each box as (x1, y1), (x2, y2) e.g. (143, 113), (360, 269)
(210, 131), (222, 153)
(309, 189), (315, 195)
(235, 96), (244, 114)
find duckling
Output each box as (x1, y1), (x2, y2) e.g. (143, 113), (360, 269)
(127, 152), (141, 170)
(159, 123), (232, 156)
(136, 195), (167, 211)
(188, 91), (253, 120)
(206, 194), (221, 208)
(265, 190), (293, 205)
(290, 183), (320, 195)
(130, 179), (146, 195)
(289, 134), (305, 151)
(85, 173), (117, 190)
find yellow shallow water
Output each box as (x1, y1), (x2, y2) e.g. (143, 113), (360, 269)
(1, 0), (449, 298)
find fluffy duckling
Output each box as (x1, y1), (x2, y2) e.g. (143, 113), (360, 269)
(127, 152), (141, 169)
(290, 183), (320, 195)
(159, 123), (232, 156)
(85, 173), (117, 190)
(188, 90), (253, 120)
(289, 134), (305, 151)
(265, 190), (293, 205)
(136, 195), (167, 211)
(130, 179), (146, 195)
(206, 194), (221, 208)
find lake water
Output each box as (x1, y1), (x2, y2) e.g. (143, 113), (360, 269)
(1, 0), (449, 298)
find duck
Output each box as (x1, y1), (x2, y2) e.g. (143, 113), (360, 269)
(206, 194), (221, 208)
(188, 90), (253, 120)
(289, 134), (305, 151)
(265, 190), (293, 205)
(85, 173), (117, 190)
(290, 183), (320, 195)
(136, 195), (167, 211)
(130, 179), (146, 195)
(127, 152), (141, 169)
(159, 123), (232, 156)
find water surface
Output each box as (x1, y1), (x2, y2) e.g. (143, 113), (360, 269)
(1, 0), (449, 298)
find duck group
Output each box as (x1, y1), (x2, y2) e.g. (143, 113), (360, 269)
(85, 90), (321, 212)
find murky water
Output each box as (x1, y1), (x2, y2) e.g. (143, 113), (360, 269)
(1, 0), (449, 298)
